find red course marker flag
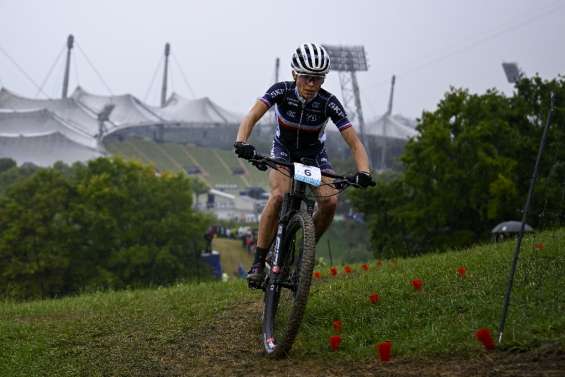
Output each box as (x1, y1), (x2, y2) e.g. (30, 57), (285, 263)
(411, 278), (423, 291)
(474, 328), (496, 351)
(330, 266), (338, 276)
(361, 263), (369, 271)
(332, 319), (342, 334)
(313, 271), (321, 279)
(376, 340), (392, 362)
(457, 266), (467, 278)
(344, 265), (353, 274)
(534, 242), (545, 250)
(329, 335), (342, 351)
(369, 292), (380, 304)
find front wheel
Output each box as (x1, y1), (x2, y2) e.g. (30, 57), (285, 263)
(262, 211), (316, 358)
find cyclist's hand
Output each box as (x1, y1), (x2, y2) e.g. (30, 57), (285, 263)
(352, 171), (375, 188)
(234, 142), (256, 160)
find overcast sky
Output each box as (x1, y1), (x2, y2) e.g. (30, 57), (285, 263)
(1, 0), (563, 121)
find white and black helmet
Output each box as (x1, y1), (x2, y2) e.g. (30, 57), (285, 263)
(291, 43), (331, 75)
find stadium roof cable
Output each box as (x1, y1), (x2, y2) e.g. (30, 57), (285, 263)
(73, 48), (80, 90)
(143, 55), (163, 103)
(169, 62), (175, 95)
(0, 43), (51, 99)
(172, 53), (196, 98)
(35, 43), (66, 98)
(367, 0), (565, 90)
(76, 42), (114, 97)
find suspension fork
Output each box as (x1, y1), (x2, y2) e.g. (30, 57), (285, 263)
(270, 184), (306, 280)
(270, 195), (292, 278)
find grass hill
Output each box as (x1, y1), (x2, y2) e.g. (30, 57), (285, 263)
(212, 238), (253, 278)
(105, 138), (268, 190)
(1, 229), (563, 376)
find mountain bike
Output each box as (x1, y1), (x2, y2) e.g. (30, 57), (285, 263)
(243, 152), (365, 358)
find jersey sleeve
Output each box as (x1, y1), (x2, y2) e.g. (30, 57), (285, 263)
(259, 82), (288, 108)
(327, 96), (352, 132)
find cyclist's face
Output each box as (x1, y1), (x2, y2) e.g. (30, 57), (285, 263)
(295, 73), (325, 100)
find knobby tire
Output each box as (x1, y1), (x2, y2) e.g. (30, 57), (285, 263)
(262, 210), (316, 358)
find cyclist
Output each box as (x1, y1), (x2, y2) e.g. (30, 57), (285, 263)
(234, 43), (374, 285)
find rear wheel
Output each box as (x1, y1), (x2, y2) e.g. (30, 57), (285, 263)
(262, 211), (316, 358)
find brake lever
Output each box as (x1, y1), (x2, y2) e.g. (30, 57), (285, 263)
(333, 179), (353, 190)
(252, 160), (268, 171)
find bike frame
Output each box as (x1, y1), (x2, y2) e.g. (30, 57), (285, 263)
(245, 152), (361, 356)
(250, 153), (353, 289)
(269, 174), (315, 286)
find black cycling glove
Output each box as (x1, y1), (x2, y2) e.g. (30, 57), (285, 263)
(353, 171), (375, 188)
(234, 142), (256, 160)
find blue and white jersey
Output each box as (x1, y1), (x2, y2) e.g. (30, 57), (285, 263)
(260, 81), (352, 151)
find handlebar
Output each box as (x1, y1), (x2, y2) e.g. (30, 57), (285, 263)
(247, 152), (361, 189)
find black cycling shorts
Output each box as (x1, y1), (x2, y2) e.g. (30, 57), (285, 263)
(270, 138), (333, 172)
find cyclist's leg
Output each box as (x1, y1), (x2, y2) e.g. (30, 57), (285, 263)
(257, 167), (291, 249)
(257, 138), (292, 250)
(312, 149), (338, 242)
(247, 167), (290, 283)
(312, 176), (338, 242)
(248, 140), (291, 283)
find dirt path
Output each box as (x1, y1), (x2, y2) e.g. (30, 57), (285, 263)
(157, 299), (565, 377)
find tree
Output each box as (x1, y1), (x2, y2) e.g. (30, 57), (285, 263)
(0, 158), (16, 174)
(0, 169), (75, 298)
(68, 158), (211, 290)
(351, 76), (565, 257)
(0, 159), (38, 195)
(0, 157), (213, 300)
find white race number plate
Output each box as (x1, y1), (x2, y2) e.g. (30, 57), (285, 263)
(294, 163), (321, 187)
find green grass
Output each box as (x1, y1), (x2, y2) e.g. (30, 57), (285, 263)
(301, 229), (565, 359)
(212, 238), (253, 277)
(213, 148), (267, 188)
(0, 283), (253, 377)
(105, 139), (270, 190)
(132, 139), (182, 173)
(1, 229), (563, 375)
(104, 140), (149, 165)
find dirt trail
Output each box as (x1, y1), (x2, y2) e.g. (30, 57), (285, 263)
(157, 299), (565, 377)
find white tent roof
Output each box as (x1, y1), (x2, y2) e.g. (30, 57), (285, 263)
(0, 87), (103, 137)
(0, 131), (103, 166)
(0, 86), (246, 166)
(0, 108), (98, 149)
(152, 93), (242, 126)
(364, 114), (418, 140)
(71, 86), (165, 128)
(324, 112), (417, 140)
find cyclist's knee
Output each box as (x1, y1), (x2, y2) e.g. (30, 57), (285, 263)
(318, 196), (337, 213)
(268, 190), (285, 208)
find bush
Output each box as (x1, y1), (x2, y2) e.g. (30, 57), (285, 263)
(0, 157), (212, 300)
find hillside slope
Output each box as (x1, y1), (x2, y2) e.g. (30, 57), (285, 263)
(105, 139), (268, 189)
(212, 237), (253, 278)
(1, 229), (564, 376)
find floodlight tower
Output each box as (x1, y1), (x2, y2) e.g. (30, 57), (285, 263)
(501, 62), (523, 84)
(322, 45), (369, 157)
